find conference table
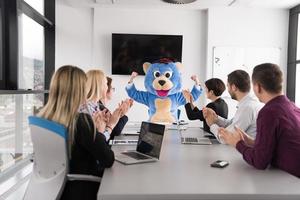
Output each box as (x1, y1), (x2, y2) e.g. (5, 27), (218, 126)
(97, 125), (300, 200)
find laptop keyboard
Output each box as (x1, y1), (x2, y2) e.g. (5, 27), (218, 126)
(184, 137), (198, 143)
(122, 152), (150, 160)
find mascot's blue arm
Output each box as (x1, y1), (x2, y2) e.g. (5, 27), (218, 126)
(176, 85), (203, 106)
(125, 83), (149, 106)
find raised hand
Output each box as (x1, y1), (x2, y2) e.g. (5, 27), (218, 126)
(191, 75), (200, 86)
(128, 71), (138, 83)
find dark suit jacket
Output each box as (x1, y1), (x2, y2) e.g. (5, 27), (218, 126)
(185, 98), (228, 135)
(60, 113), (114, 200)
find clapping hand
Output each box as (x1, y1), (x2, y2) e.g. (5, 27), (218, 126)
(119, 99), (133, 117)
(182, 89), (193, 103)
(218, 127), (242, 147)
(233, 126), (254, 146)
(92, 110), (108, 133)
(106, 107), (122, 131)
(202, 107), (218, 126)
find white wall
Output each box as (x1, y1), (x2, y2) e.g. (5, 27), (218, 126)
(56, 1), (93, 67)
(207, 7), (289, 79)
(91, 8), (207, 121)
(55, 4), (289, 122)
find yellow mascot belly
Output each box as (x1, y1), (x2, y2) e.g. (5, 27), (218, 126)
(151, 98), (175, 123)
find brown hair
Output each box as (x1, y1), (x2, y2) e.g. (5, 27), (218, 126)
(227, 70), (250, 92)
(205, 78), (226, 96)
(107, 76), (112, 92)
(252, 63), (283, 94)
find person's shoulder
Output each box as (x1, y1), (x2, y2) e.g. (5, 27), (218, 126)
(218, 97), (226, 103)
(207, 101), (216, 109)
(257, 103), (280, 120)
(214, 98), (228, 105)
(75, 113), (95, 136)
(244, 96), (263, 109)
(77, 113), (93, 125)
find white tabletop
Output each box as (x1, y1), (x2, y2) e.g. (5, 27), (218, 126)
(98, 127), (300, 200)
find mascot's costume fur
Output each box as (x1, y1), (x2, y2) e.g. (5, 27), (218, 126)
(126, 58), (202, 123)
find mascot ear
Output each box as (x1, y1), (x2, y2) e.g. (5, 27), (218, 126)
(143, 62), (151, 74)
(175, 62), (184, 72)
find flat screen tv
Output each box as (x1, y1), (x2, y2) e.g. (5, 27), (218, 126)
(112, 33), (183, 75)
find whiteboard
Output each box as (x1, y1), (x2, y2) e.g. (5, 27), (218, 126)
(213, 46), (281, 83)
(212, 46), (281, 118)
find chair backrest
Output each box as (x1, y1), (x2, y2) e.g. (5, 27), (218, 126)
(23, 116), (68, 200)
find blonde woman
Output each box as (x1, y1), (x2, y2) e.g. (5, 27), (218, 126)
(84, 70), (131, 141)
(38, 65), (117, 200)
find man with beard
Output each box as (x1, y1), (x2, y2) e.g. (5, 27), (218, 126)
(218, 64), (300, 178)
(203, 70), (262, 143)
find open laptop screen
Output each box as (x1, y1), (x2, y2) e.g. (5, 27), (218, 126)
(136, 122), (165, 159)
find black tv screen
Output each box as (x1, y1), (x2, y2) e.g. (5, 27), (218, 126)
(112, 33), (183, 75)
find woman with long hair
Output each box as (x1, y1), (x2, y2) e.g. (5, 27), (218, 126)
(38, 65), (118, 200)
(84, 70), (132, 141)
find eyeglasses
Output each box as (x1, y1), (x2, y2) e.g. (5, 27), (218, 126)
(110, 87), (115, 92)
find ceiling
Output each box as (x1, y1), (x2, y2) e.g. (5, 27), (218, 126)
(62, 0), (300, 9)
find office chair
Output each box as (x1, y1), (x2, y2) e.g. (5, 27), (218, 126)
(23, 116), (101, 200)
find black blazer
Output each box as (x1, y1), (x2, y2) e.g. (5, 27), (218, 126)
(185, 98), (228, 134)
(98, 101), (128, 140)
(61, 113), (114, 200)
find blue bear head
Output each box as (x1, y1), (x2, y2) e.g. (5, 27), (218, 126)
(143, 58), (183, 97)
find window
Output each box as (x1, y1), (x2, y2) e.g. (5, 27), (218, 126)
(24, 0), (44, 15)
(0, 0), (54, 177)
(19, 13), (45, 90)
(287, 5), (300, 102)
(0, 6), (2, 82)
(296, 64), (300, 106)
(0, 1), (4, 87)
(296, 14), (300, 106)
(0, 94), (43, 171)
(0, 0), (55, 90)
(297, 14), (300, 60)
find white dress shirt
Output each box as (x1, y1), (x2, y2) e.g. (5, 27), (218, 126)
(210, 94), (263, 143)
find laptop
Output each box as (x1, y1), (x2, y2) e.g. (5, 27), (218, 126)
(181, 129), (212, 145)
(115, 122), (165, 165)
(198, 127), (216, 138)
(181, 136), (212, 145)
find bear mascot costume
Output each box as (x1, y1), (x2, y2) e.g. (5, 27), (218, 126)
(126, 58), (202, 123)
